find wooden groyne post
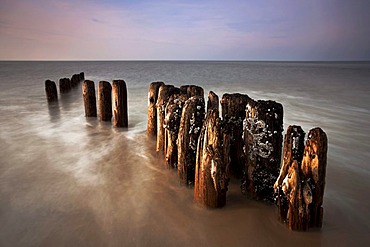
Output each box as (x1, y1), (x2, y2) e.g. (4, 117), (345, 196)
(194, 104), (230, 208)
(82, 80), (97, 117)
(59, 78), (71, 93)
(221, 93), (250, 178)
(177, 96), (205, 185)
(207, 91), (219, 112)
(156, 85), (177, 152)
(98, 81), (112, 122)
(147, 82), (165, 136)
(112, 80), (128, 128)
(242, 100), (283, 202)
(45, 80), (58, 101)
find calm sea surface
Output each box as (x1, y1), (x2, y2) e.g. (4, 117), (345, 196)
(0, 61), (369, 246)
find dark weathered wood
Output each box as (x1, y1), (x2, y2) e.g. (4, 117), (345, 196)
(98, 81), (112, 122)
(59, 78), (71, 93)
(274, 125), (305, 225)
(147, 82), (165, 136)
(301, 127), (327, 228)
(180, 85), (204, 98)
(207, 91), (219, 112)
(112, 80), (128, 127)
(79, 72), (85, 81)
(242, 100), (283, 202)
(164, 94), (186, 169)
(156, 85), (178, 152)
(45, 80), (58, 101)
(194, 109), (230, 208)
(82, 80), (97, 117)
(177, 96), (205, 185)
(221, 93), (250, 178)
(71, 74), (81, 87)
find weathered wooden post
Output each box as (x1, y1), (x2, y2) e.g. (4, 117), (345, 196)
(194, 108), (230, 208)
(45, 80), (58, 101)
(80, 72), (85, 81)
(82, 80), (97, 117)
(177, 96), (205, 185)
(112, 80), (128, 128)
(163, 94), (186, 169)
(59, 78), (71, 93)
(147, 82), (165, 136)
(242, 100), (283, 202)
(207, 91), (219, 112)
(71, 74), (80, 87)
(274, 125), (305, 225)
(180, 85), (204, 98)
(221, 93), (250, 178)
(301, 127), (327, 228)
(156, 85), (178, 152)
(98, 81), (112, 122)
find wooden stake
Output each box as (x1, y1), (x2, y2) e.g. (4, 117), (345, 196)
(177, 96), (205, 185)
(82, 80), (97, 117)
(180, 85), (204, 98)
(274, 125), (305, 224)
(194, 109), (230, 208)
(59, 78), (71, 93)
(112, 80), (128, 128)
(98, 81), (112, 122)
(45, 80), (58, 102)
(147, 82), (165, 136)
(301, 127), (327, 228)
(242, 100), (283, 202)
(221, 93), (250, 178)
(207, 91), (219, 112)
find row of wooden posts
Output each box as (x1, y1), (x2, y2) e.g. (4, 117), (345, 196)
(45, 73), (128, 127)
(147, 82), (328, 231)
(45, 72), (85, 101)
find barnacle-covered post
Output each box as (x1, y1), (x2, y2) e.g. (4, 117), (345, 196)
(163, 94), (186, 169)
(274, 125), (305, 225)
(112, 80), (128, 127)
(45, 80), (58, 102)
(147, 82), (165, 136)
(207, 91), (219, 112)
(82, 80), (97, 117)
(156, 85), (177, 152)
(301, 127), (327, 228)
(180, 85), (204, 98)
(177, 96), (205, 185)
(221, 93), (250, 178)
(242, 100), (283, 202)
(98, 81), (112, 122)
(194, 108), (230, 208)
(59, 78), (71, 93)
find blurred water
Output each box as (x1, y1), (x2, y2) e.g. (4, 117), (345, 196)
(0, 61), (370, 246)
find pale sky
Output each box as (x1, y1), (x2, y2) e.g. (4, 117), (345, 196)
(0, 0), (369, 60)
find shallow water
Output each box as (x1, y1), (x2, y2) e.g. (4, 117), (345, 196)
(0, 61), (370, 246)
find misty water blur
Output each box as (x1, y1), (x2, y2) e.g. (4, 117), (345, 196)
(0, 61), (369, 246)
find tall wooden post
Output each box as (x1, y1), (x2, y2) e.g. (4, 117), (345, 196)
(45, 80), (58, 101)
(156, 85), (178, 152)
(221, 93), (250, 178)
(82, 80), (97, 117)
(59, 78), (71, 93)
(242, 100), (283, 202)
(194, 108), (230, 208)
(98, 81), (112, 122)
(79, 72), (85, 81)
(180, 85), (204, 98)
(147, 82), (165, 136)
(164, 94), (186, 169)
(274, 125), (305, 224)
(112, 80), (128, 128)
(207, 91), (219, 112)
(301, 127), (327, 228)
(177, 96), (205, 185)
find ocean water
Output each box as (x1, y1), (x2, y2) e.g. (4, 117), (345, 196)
(0, 61), (369, 246)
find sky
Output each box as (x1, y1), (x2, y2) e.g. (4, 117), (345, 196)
(0, 0), (370, 61)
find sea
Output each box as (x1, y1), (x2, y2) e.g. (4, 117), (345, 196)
(0, 61), (369, 247)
